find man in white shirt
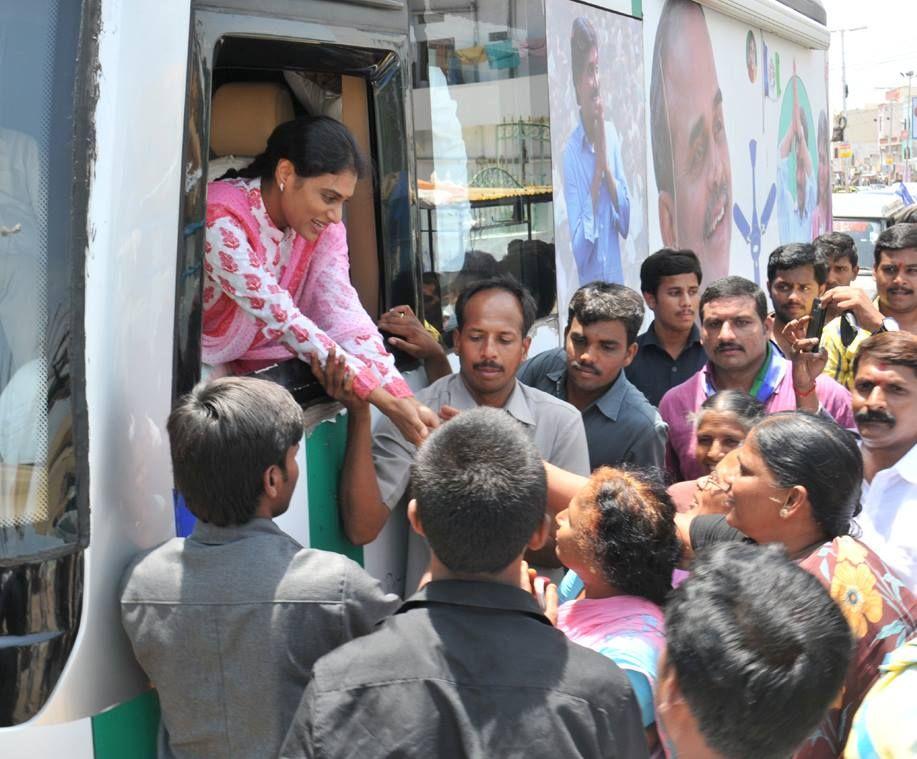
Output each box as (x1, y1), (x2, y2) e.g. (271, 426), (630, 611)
(852, 331), (917, 590)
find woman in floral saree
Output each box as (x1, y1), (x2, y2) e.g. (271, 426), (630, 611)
(676, 411), (915, 759)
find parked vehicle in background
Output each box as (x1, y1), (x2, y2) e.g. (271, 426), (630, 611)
(832, 190), (905, 299)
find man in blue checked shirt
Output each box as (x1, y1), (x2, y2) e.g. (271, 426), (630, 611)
(563, 16), (630, 285)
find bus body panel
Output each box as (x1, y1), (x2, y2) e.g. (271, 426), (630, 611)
(34, 0), (192, 726)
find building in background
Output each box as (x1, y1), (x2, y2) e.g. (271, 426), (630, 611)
(833, 86), (916, 184)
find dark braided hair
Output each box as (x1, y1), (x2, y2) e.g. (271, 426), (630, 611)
(751, 412), (863, 538)
(222, 116), (367, 182)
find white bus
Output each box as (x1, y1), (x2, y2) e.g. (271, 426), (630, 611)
(0, 1), (829, 755)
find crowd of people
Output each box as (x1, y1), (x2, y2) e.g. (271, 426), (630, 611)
(119, 114), (915, 758)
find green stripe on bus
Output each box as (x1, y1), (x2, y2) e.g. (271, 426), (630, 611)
(91, 689), (160, 758)
(631, 0), (643, 18)
(306, 417), (363, 565)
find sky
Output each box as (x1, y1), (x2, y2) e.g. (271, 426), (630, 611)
(824, 0), (917, 116)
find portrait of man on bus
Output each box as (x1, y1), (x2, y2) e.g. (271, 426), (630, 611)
(562, 15), (631, 286)
(746, 30), (758, 84)
(811, 110), (831, 238)
(650, 0), (733, 282)
(776, 71), (817, 244)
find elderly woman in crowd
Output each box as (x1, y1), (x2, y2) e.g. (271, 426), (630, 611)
(676, 411), (916, 759)
(668, 390), (766, 512)
(554, 467), (680, 757)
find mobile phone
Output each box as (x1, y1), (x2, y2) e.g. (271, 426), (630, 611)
(533, 576), (550, 610)
(805, 298), (827, 350)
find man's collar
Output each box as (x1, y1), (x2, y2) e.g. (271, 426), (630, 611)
(881, 442), (917, 484)
(640, 321), (702, 350)
(704, 341), (786, 401)
(575, 120), (594, 154)
(546, 364), (566, 385)
(453, 374), (535, 426)
(503, 379), (537, 426)
(190, 516), (284, 545)
(544, 360), (629, 420)
(593, 371), (633, 420)
(400, 579), (551, 625)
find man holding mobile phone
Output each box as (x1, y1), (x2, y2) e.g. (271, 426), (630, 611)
(658, 276), (853, 482)
(766, 243), (827, 357)
(818, 223), (917, 389)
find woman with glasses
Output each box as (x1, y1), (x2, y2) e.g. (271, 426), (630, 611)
(675, 411), (915, 759)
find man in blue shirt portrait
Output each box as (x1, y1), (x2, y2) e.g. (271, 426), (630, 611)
(563, 16), (630, 285)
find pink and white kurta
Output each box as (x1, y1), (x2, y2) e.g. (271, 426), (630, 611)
(203, 177), (411, 400)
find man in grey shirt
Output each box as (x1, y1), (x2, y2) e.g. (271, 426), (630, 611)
(316, 276), (589, 594)
(519, 282), (667, 472)
(120, 377), (399, 759)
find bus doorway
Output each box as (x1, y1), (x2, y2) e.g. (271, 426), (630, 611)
(174, 3), (421, 593)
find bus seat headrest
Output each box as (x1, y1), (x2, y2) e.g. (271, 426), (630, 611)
(210, 82), (295, 158)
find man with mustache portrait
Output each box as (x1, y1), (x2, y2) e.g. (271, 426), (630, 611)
(650, 0), (732, 282)
(850, 331), (917, 590)
(658, 276), (853, 481)
(314, 275), (589, 594)
(563, 16), (631, 284)
(819, 222), (917, 389)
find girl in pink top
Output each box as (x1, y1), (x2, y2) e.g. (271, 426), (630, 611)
(205, 117), (436, 443)
(554, 467), (681, 757)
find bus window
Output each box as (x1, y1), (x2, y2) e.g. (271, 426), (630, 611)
(0, 0), (87, 726)
(409, 1), (557, 342)
(175, 22), (418, 406)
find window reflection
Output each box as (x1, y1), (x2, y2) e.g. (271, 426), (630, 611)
(0, 3), (79, 559)
(832, 219), (883, 269)
(410, 1), (557, 342)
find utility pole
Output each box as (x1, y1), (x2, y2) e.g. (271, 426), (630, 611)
(903, 70), (914, 182)
(832, 26), (867, 119)
(831, 26), (866, 181)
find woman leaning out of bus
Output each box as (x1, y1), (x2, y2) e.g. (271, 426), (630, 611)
(667, 390), (765, 513)
(676, 411), (916, 759)
(204, 116), (437, 444)
(555, 467), (681, 757)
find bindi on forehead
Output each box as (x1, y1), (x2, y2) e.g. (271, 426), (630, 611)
(859, 360), (914, 387)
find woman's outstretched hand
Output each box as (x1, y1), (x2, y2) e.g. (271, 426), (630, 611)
(312, 347), (438, 445)
(372, 392), (439, 446)
(310, 348), (367, 412)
